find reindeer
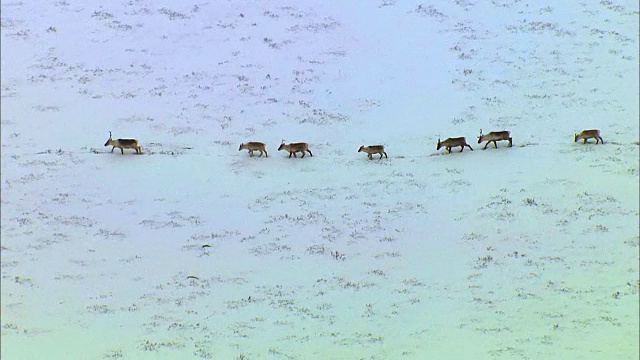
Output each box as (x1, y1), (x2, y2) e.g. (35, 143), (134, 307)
(278, 140), (312, 158)
(437, 137), (473, 153)
(239, 142), (268, 157)
(574, 129), (604, 144)
(104, 131), (141, 154)
(358, 145), (387, 159)
(477, 129), (513, 149)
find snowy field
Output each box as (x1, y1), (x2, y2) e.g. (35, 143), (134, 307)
(1, 0), (639, 359)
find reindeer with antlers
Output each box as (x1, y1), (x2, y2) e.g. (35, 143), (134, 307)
(477, 129), (513, 149)
(104, 131), (142, 154)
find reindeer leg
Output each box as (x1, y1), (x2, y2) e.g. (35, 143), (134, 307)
(468, 145), (474, 151)
(509, 138), (513, 147)
(111, 146), (115, 153)
(289, 152), (294, 158)
(493, 141), (498, 149)
(483, 142), (489, 150)
(583, 139), (587, 144)
(460, 146), (464, 152)
(384, 152), (388, 158)
(120, 147), (124, 154)
(307, 150), (313, 157)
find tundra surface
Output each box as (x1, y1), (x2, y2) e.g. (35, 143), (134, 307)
(1, 1), (637, 359)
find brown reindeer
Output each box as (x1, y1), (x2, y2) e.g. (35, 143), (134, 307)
(477, 129), (513, 149)
(239, 142), (268, 157)
(104, 131), (141, 154)
(277, 140), (313, 158)
(358, 145), (388, 159)
(437, 137), (473, 153)
(574, 129), (603, 144)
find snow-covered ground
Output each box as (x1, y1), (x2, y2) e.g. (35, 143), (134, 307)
(1, 0), (638, 359)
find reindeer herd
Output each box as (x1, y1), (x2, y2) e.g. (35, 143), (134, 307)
(104, 128), (604, 157)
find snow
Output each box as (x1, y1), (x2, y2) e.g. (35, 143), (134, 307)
(1, 0), (639, 359)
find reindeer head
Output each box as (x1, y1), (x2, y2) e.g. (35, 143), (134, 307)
(104, 131), (114, 146)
